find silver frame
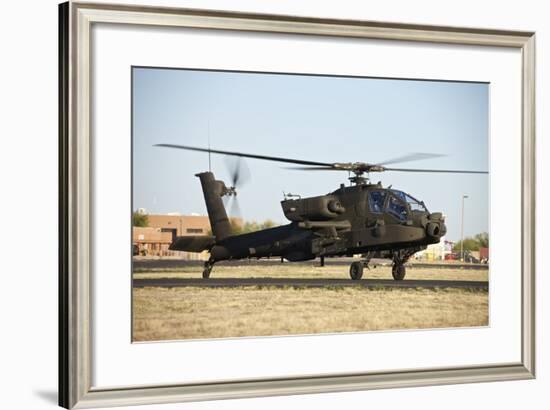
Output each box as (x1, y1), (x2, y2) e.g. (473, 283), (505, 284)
(59, 2), (536, 408)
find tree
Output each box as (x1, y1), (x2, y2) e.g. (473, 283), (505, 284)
(475, 232), (489, 248)
(230, 219), (278, 235)
(452, 232), (489, 252)
(453, 238), (480, 252)
(260, 219), (276, 230)
(132, 211), (149, 227)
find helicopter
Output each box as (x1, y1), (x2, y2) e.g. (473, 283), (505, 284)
(155, 144), (487, 280)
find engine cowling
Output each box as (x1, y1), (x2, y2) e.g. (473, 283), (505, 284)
(281, 195), (345, 222)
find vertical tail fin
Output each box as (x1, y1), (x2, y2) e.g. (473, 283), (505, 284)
(196, 172), (232, 241)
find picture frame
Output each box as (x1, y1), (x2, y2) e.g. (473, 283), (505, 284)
(59, 1), (536, 408)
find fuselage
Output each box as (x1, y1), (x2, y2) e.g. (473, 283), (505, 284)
(209, 182), (446, 262)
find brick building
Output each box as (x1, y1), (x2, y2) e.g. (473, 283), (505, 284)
(147, 214), (210, 237)
(133, 227), (173, 256)
(133, 214), (211, 259)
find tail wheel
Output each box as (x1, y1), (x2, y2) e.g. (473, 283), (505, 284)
(202, 262), (213, 279)
(349, 261), (364, 280)
(392, 264), (406, 281)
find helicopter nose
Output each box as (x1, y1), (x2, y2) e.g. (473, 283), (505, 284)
(426, 213), (447, 238)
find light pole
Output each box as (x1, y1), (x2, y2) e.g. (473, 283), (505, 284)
(460, 194), (469, 262)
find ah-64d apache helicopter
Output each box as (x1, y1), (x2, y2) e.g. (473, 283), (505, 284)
(155, 144), (487, 281)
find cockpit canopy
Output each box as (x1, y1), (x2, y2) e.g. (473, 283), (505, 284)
(391, 190), (428, 212)
(368, 189), (428, 221)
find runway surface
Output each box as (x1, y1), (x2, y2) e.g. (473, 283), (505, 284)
(133, 258), (488, 271)
(133, 277), (488, 290)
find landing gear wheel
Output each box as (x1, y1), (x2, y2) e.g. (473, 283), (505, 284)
(202, 263), (213, 279)
(349, 261), (364, 280)
(392, 264), (406, 281)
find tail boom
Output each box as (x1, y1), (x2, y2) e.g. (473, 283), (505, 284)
(169, 235), (215, 252)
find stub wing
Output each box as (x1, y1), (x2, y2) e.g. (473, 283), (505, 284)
(297, 220), (351, 230)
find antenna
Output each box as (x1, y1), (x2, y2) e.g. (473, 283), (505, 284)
(207, 120), (212, 172)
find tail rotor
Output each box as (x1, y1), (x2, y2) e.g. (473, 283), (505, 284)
(223, 157), (250, 217)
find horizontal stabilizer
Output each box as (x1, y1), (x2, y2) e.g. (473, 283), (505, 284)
(169, 236), (215, 252)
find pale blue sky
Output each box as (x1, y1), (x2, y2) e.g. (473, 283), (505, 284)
(133, 67), (488, 242)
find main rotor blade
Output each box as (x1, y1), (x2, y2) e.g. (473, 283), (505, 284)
(284, 166), (340, 171)
(287, 165), (488, 174)
(155, 144), (332, 167)
(385, 167), (488, 174)
(156, 144), (486, 175)
(377, 152), (447, 166)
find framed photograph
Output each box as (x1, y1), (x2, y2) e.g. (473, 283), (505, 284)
(59, 1), (535, 408)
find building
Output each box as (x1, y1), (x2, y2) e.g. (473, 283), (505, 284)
(132, 213), (243, 259)
(133, 214), (211, 259)
(414, 237), (452, 261)
(133, 227), (173, 256)
(147, 214), (211, 237)
(479, 247), (489, 263)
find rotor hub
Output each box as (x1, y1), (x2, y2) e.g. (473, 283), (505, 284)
(223, 186), (237, 197)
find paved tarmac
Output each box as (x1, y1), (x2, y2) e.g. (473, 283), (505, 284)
(133, 258), (488, 271)
(133, 277), (488, 290)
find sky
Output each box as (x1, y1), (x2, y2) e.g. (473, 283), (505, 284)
(132, 67), (489, 242)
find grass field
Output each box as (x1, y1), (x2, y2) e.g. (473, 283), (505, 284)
(132, 264), (488, 342)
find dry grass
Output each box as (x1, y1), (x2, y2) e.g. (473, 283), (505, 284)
(133, 285), (488, 342)
(134, 264), (488, 282)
